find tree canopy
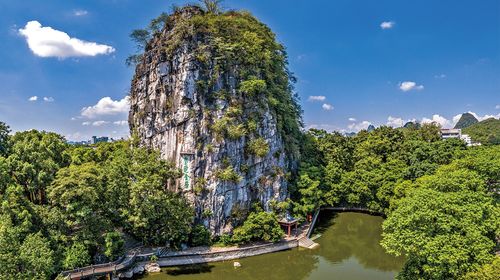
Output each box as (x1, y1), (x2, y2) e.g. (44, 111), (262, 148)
(0, 126), (195, 278)
(293, 124), (499, 279)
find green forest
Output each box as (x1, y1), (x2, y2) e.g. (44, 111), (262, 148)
(292, 124), (500, 279)
(1, 120), (499, 279)
(0, 123), (197, 279)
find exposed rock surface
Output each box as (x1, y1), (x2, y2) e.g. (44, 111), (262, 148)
(129, 6), (301, 234)
(144, 263), (161, 273)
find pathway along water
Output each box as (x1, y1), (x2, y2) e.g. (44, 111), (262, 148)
(136, 212), (405, 280)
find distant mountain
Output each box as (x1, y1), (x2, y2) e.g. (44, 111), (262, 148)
(454, 113), (478, 129)
(403, 121), (421, 129)
(367, 124), (375, 132)
(463, 118), (500, 145)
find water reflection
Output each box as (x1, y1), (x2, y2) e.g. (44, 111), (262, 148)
(137, 212), (403, 280)
(313, 212), (405, 272)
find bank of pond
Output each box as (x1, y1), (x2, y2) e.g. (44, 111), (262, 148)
(136, 212), (405, 280)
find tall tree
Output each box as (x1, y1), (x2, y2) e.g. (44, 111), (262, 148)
(381, 167), (499, 279)
(7, 130), (69, 204)
(48, 163), (110, 246)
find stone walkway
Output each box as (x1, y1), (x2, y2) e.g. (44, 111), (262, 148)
(62, 221), (316, 279)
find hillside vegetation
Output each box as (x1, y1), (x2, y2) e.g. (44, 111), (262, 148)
(454, 112), (478, 129)
(463, 118), (500, 145)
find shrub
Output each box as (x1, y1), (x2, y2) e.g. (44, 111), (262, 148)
(239, 79), (266, 95)
(211, 117), (230, 136)
(205, 143), (214, 153)
(104, 231), (125, 260)
(190, 224), (212, 246)
(227, 124), (246, 140)
(215, 166), (242, 183)
(218, 234), (233, 246)
(232, 208), (283, 244)
(246, 119), (258, 133)
(226, 105), (243, 117)
(240, 164), (249, 174)
(63, 243), (90, 270)
(193, 177), (208, 194)
(202, 209), (213, 218)
(230, 203), (250, 227)
(247, 137), (269, 157)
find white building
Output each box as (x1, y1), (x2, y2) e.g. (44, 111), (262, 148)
(440, 129), (480, 146)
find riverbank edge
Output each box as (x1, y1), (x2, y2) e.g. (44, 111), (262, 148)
(121, 240), (299, 278)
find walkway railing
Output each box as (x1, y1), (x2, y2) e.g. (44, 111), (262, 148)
(60, 252), (138, 279)
(306, 209), (321, 238)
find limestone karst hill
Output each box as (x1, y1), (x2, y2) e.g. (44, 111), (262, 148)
(128, 5), (302, 234)
(454, 112), (479, 129)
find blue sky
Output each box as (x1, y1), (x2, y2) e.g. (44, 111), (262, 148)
(0, 0), (499, 141)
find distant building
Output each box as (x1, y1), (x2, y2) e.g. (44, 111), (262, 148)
(67, 140), (90, 145)
(441, 129), (462, 140)
(91, 136), (110, 144)
(440, 129), (480, 146)
(68, 136), (120, 145)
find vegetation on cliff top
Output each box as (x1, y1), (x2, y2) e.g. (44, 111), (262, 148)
(129, 1), (302, 162)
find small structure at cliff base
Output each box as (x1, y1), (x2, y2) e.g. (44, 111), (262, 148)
(128, 5), (302, 235)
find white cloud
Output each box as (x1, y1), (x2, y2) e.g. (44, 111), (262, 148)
(92, 121), (109, 127)
(421, 114), (450, 127)
(19, 21), (115, 58)
(348, 121), (372, 132)
(386, 116), (404, 127)
(308, 95), (326, 102)
(81, 96), (129, 119)
(322, 103), (334, 111)
(43, 96), (54, 102)
(348, 117), (356, 122)
(380, 21), (395, 29)
(113, 120), (128, 126)
(28, 96), (38, 101)
(82, 120), (109, 126)
(452, 114), (462, 126)
(73, 10), (88, 16)
(496, 105), (500, 109)
(399, 81), (424, 92)
(434, 74), (446, 79)
(297, 54), (307, 61)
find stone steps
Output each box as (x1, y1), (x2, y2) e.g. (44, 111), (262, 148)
(298, 237), (318, 249)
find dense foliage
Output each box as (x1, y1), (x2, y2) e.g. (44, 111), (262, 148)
(0, 123), (195, 279)
(129, 2), (303, 162)
(463, 117), (500, 145)
(232, 206), (283, 244)
(461, 256), (500, 280)
(292, 124), (500, 279)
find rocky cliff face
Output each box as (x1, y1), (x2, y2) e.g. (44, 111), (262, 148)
(128, 6), (301, 234)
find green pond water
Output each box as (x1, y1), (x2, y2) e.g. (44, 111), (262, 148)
(137, 212), (405, 280)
